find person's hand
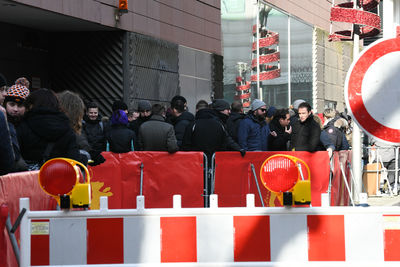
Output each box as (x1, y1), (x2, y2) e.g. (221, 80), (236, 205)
(239, 149), (246, 157)
(88, 151), (106, 166)
(285, 126), (292, 134)
(270, 131), (277, 137)
(327, 147), (333, 158)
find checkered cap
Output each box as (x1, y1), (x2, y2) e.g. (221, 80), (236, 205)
(7, 84), (30, 99)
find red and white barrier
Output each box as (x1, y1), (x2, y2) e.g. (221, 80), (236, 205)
(20, 195), (400, 266)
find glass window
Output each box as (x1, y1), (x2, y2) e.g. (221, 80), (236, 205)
(258, 4), (288, 109)
(222, 0), (313, 109)
(290, 17), (313, 106)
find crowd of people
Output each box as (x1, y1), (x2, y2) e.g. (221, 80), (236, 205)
(0, 72), (351, 176)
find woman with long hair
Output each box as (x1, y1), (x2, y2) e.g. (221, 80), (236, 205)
(57, 90), (105, 166)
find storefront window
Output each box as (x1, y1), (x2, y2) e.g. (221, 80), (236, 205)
(290, 17), (313, 106)
(222, 0), (313, 109)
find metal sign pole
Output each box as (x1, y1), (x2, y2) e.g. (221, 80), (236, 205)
(351, 0), (362, 204)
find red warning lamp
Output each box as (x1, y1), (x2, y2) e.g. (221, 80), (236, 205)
(39, 158), (91, 209)
(260, 154), (311, 206)
(118, 0), (128, 13)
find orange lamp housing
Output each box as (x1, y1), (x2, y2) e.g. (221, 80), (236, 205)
(118, 0), (128, 13)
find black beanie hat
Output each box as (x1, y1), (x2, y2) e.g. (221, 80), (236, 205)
(212, 99), (230, 111)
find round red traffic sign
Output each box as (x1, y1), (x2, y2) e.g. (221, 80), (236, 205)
(345, 37), (400, 144)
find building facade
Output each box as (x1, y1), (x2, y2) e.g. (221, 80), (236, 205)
(221, 0), (357, 113)
(0, 0), (222, 114)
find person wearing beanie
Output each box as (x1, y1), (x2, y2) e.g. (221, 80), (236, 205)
(237, 99), (270, 151)
(4, 84), (30, 124)
(129, 99), (152, 135)
(4, 84), (30, 172)
(106, 109), (136, 153)
(211, 99), (231, 125)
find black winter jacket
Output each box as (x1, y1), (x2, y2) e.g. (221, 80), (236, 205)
(226, 112), (245, 143)
(17, 107), (87, 165)
(290, 114), (322, 152)
(82, 117), (106, 151)
(269, 117), (290, 151)
(182, 109), (241, 157)
(170, 111), (194, 148)
(106, 124), (136, 153)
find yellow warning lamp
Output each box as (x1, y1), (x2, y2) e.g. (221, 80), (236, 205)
(260, 154), (311, 206)
(118, 0), (128, 13)
(39, 158), (91, 209)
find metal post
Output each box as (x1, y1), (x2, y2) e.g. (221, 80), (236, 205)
(340, 163), (356, 206)
(139, 163), (144, 196)
(383, 0), (395, 39)
(351, 0), (362, 204)
(250, 163), (265, 207)
(287, 16), (291, 107)
(19, 198), (30, 267)
(5, 216), (20, 265)
(204, 153), (209, 208)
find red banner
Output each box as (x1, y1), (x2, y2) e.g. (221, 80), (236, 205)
(89, 152), (205, 209)
(214, 151), (331, 207)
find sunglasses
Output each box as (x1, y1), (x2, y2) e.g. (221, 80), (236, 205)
(260, 108), (267, 112)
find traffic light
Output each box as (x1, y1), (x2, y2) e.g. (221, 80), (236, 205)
(119, 0), (128, 13)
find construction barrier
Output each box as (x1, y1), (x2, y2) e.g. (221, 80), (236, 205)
(1, 151), (352, 267)
(88, 152), (205, 209)
(213, 151), (351, 207)
(20, 195), (400, 266)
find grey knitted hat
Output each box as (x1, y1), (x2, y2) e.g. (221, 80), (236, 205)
(251, 99), (266, 111)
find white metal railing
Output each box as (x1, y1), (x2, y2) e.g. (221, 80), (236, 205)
(364, 145), (400, 195)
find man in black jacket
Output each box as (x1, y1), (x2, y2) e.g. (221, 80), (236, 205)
(290, 102), (321, 152)
(226, 101), (245, 143)
(169, 98), (194, 148)
(269, 108), (292, 151)
(182, 104), (244, 159)
(82, 102), (106, 152)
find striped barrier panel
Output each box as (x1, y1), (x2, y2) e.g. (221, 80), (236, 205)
(20, 195), (400, 266)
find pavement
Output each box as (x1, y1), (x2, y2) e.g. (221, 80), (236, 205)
(367, 194), (400, 206)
